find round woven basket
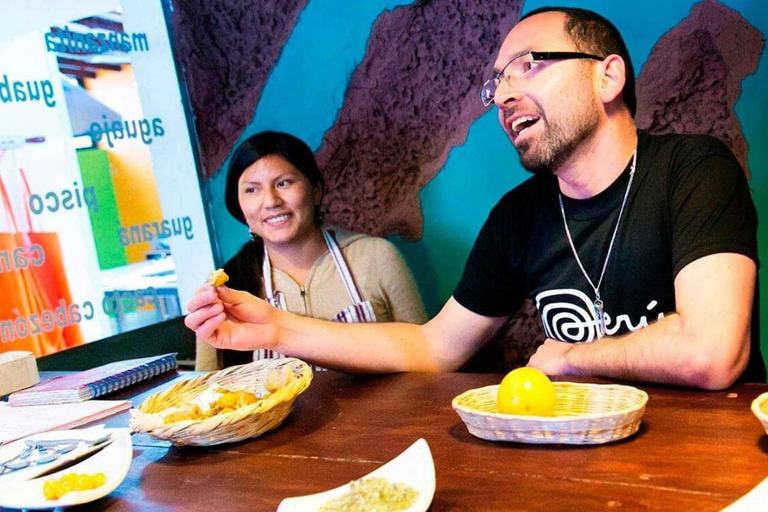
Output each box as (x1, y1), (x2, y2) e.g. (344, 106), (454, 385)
(129, 358), (313, 446)
(751, 391), (768, 435)
(452, 382), (648, 445)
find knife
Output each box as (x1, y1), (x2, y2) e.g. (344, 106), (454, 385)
(27, 437), (115, 479)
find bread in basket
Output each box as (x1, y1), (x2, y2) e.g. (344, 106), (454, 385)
(452, 381), (648, 445)
(129, 358), (312, 446)
(751, 391), (768, 435)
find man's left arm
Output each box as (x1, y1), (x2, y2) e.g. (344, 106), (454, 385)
(528, 252), (755, 390)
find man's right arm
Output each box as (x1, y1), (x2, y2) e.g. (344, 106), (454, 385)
(186, 285), (507, 373)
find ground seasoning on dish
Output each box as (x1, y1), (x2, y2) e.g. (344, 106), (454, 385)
(319, 477), (418, 511)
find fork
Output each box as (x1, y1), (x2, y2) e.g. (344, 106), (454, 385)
(26, 434), (112, 449)
(0, 444), (35, 474)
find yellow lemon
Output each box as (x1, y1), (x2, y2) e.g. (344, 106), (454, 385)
(496, 368), (556, 416)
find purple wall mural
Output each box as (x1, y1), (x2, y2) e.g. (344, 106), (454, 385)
(172, 0), (310, 176)
(636, 0), (763, 179)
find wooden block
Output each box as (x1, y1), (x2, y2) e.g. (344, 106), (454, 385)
(0, 351), (40, 397)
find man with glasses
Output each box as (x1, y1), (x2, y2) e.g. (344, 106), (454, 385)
(187, 7), (763, 389)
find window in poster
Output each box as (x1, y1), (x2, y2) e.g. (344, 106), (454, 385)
(0, 0), (216, 358)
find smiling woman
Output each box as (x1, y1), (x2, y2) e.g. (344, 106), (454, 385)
(196, 131), (428, 370)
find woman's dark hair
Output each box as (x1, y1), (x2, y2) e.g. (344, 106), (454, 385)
(521, 7), (636, 117)
(224, 131), (325, 225)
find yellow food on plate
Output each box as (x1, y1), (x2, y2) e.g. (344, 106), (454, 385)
(207, 268), (229, 286)
(43, 472), (106, 500)
(265, 367), (295, 393)
(496, 367), (556, 416)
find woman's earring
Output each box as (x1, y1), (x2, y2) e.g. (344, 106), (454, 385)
(249, 231), (259, 242)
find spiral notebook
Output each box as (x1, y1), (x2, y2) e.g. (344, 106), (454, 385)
(8, 353), (177, 406)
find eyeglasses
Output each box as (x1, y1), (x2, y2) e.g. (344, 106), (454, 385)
(480, 51), (604, 107)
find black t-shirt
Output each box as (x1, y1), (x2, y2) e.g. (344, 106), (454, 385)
(454, 130), (765, 382)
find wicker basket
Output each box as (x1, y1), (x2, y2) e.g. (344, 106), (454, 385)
(452, 382), (648, 445)
(129, 358), (312, 446)
(751, 392), (768, 435)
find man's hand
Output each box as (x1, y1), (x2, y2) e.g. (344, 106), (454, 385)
(185, 285), (280, 352)
(530, 254), (755, 389)
(526, 338), (576, 375)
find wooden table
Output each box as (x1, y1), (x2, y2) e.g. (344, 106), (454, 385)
(20, 372), (768, 511)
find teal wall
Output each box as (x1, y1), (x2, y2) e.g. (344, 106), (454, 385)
(207, 0), (768, 374)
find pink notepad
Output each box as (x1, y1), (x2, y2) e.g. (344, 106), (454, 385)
(8, 353), (177, 406)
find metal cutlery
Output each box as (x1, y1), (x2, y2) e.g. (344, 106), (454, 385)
(25, 434), (111, 449)
(0, 434), (113, 476)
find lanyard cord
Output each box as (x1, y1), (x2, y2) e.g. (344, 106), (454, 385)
(558, 149), (637, 304)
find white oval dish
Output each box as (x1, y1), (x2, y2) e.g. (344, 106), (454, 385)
(0, 428), (133, 510)
(277, 438), (435, 512)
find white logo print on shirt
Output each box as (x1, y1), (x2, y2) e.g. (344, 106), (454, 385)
(535, 289), (665, 343)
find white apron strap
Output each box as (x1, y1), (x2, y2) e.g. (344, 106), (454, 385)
(324, 229), (377, 324)
(256, 246), (286, 361)
(323, 229), (364, 304)
(333, 300), (377, 323)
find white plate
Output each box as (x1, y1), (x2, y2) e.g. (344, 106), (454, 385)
(277, 438), (435, 512)
(721, 476), (768, 511)
(0, 428), (133, 510)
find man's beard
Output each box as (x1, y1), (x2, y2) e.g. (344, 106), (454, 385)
(516, 95), (601, 175)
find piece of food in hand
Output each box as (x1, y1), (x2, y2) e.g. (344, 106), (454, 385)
(265, 367), (295, 393)
(207, 268), (229, 286)
(43, 472), (106, 500)
(496, 367), (556, 416)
